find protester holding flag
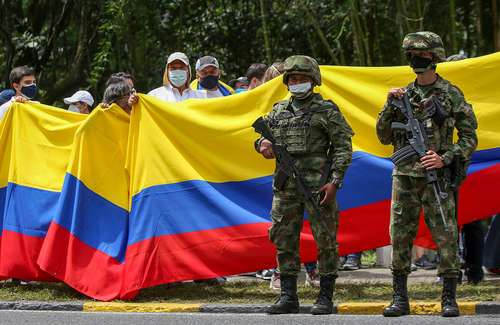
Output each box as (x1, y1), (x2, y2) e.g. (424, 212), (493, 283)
(262, 61), (285, 82)
(377, 31), (478, 318)
(191, 55), (234, 97)
(103, 80), (136, 114)
(228, 76), (249, 93)
(0, 66), (38, 120)
(106, 72), (136, 88)
(255, 55), (353, 315)
(246, 63), (267, 90)
(148, 52), (206, 102)
(64, 90), (94, 114)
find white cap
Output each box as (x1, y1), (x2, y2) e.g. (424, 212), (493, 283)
(167, 52), (190, 66)
(64, 90), (94, 106)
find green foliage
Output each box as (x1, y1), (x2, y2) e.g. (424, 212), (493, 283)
(0, 0), (498, 105)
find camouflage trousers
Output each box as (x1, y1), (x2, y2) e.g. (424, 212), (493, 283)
(390, 174), (459, 278)
(269, 189), (339, 277)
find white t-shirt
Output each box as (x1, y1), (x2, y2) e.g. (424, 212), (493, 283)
(206, 89), (224, 98)
(0, 98), (13, 120)
(148, 84), (207, 102)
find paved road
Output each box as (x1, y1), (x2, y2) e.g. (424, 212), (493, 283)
(0, 311), (499, 325)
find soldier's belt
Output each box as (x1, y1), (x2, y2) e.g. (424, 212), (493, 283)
(391, 145), (417, 165)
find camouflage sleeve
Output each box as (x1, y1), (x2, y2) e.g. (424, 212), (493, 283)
(376, 100), (395, 145)
(326, 108), (354, 186)
(440, 88), (478, 165)
(253, 103), (279, 152)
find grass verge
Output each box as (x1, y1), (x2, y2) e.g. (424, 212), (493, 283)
(1, 279), (498, 304)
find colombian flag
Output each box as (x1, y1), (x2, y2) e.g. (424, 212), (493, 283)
(0, 103), (85, 280)
(0, 53), (499, 300)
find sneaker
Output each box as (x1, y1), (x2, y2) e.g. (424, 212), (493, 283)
(305, 268), (320, 287)
(269, 272), (280, 290)
(338, 256), (346, 270)
(411, 263), (418, 272)
(415, 255), (437, 270)
(343, 255), (361, 271)
(194, 277), (226, 285)
(10, 279), (30, 285)
(255, 270), (264, 278)
(260, 269), (275, 281)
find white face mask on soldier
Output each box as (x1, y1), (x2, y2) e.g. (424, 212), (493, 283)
(288, 82), (312, 98)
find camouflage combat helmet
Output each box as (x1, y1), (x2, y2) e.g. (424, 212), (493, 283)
(402, 31), (446, 62)
(283, 55), (321, 86)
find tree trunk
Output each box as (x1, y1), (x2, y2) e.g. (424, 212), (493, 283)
(464, 0), (472, 55)
(359, 2), (372, 66)
(493, 0), (500, 51)
(397, 0), (411, 32)
(476, 0), (485, 54)
(42, 4), (91, 104)
(395, 0), (407, 64)
(449, 0), (457, 54)
(302, 1), (340, 65)
(350, 0), (366, 65)
(38, 0), (75, 70)
(415, 0), (424, 30)
(259, 0), (272, 64)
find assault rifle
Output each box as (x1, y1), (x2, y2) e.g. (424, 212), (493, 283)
(390, 93), (449, 230)
(252, 117), (328, 219)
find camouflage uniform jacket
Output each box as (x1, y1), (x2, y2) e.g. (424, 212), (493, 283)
(376, 75), (478, 178)
(256, 93), (353, 188)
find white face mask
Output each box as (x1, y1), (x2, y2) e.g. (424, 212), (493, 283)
(169, 70), (188, 88)
(68, 104), (80, 113)
(288, 82), (312, 98)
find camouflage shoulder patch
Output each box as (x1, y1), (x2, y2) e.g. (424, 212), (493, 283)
(272, 99), (291, 111)
(318, 98), (340, 110)
(309, 93), (338, 111)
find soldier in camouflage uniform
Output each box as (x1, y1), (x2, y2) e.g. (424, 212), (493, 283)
(254, 55), (353, 315)
(376, 32), (478, 318)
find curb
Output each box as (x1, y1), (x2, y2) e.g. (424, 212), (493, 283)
(198, 304), (337, 314)
(0, 301), (498, 315)
(83, 302), (201, 313)
(199, 302), (483, 315)
(0, 301), (83, 311)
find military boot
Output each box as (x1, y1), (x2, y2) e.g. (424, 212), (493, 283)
(441, 277), (459, 317)
(311, 274), (335, 315)
(383, 274), (410, 317)
(267, 274), (299, 314)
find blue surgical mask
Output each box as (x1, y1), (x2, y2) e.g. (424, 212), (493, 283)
(288, 82), (312, 98)
(21, 83), (38, 99)
(169, 70), (188, 88)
